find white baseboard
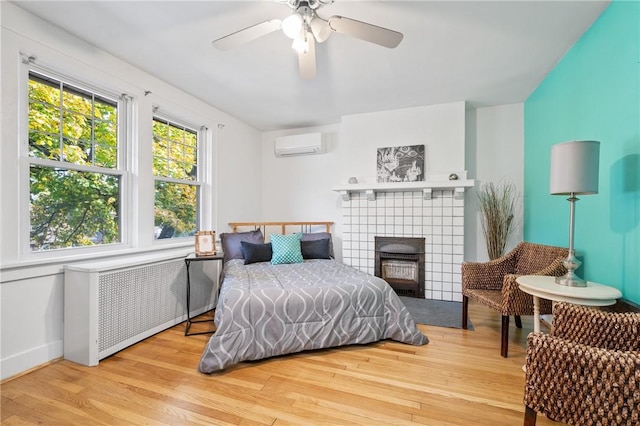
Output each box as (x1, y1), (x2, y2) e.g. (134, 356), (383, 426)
(1, 339), (63, 381)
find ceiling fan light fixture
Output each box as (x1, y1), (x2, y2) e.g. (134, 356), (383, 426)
(212, 0), (402, 79)
(292, 32), (309, 53)
(282, 13), (303, 39)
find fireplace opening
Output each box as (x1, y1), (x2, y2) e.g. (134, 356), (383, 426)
(374, 236), (425, 298)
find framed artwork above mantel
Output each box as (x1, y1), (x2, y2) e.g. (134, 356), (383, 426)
(377, 145), (425, 183)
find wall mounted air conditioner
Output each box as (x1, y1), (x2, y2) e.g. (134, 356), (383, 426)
(274, 133), (324, 157)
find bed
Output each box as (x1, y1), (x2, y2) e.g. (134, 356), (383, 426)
(198, 222), (428, 373)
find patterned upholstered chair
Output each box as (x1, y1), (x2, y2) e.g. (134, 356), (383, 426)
(523, 302), (640, 426)
(461, 242), (567, 357)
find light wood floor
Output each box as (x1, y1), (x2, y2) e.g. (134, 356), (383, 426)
(1, 301), (559, 425)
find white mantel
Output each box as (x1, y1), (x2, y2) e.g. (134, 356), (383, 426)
(332, 179), (475, 201)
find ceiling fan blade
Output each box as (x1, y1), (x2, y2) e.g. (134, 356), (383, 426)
(212, 19), (282, 50)
(309, 16), (331, 43)
(298, 36), (316, 79)
(327, 16), (403, 48)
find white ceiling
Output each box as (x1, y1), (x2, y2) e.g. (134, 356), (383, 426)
(12, 0), (609, 131)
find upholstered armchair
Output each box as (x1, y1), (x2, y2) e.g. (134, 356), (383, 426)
(523, 302), (640, 426)
(461, 242), (568, 357)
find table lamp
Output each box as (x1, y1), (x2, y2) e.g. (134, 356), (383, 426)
(549, 140), (600, 287)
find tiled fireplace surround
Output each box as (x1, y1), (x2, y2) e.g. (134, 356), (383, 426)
(341, 189), (465, 302)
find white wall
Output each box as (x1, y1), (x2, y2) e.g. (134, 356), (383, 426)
(465, 103), (525, 262)
(261, 102), (470, 259)
(261, 124), (341, 222)
(0, 3), (262, 380)
(339, 102), (467, 184)
(217, 122), (264, 232)
(261, 102), (524, 265)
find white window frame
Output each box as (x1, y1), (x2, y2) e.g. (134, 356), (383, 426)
(151, 109), (206, 244)
(19, 63), (132, 260)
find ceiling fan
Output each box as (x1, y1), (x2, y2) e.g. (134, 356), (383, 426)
(211, 0), (403, 79)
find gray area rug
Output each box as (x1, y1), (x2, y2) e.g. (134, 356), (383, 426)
(399, 296), (474, 330)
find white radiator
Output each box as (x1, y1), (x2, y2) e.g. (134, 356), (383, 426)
(64, 252), (215, 366)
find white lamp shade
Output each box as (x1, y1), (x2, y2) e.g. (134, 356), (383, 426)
(549, 140), (600, 195)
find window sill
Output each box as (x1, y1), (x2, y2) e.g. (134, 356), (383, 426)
(1, 244), (193, 282)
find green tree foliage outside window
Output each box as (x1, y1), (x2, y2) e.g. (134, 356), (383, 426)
(152, 118), (199, 239)
(28, 72), (121, 251)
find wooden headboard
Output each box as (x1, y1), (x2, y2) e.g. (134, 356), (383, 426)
(228, 221), (333, 237)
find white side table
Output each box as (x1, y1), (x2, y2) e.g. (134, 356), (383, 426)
(516, 275), (622, 333)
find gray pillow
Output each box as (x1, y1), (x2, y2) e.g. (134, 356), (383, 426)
(220, 229), (264, 262)
(301, 232), (334, 258)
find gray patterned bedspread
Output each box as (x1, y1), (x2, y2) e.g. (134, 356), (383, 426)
(199, 259), (428, 373)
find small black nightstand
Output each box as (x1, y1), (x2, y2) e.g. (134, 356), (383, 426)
(184, 252), (224, 336)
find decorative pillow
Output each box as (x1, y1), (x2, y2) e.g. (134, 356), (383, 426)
(301, 232), (334, 258)
(241, 242), (272, 265)
(220, 229), (264, 262)
(270, 233), (303, 265)
(301, 238), (331, 260)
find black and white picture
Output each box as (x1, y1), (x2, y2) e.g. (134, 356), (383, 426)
(377, 145), (425, 183)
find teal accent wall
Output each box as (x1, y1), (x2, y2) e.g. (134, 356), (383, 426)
(524, 0), (640, 304)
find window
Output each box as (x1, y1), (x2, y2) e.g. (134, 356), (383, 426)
(27, 71), (124, 252)
(152, 116), (201, 240)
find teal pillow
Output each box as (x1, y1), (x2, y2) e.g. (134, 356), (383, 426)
(270, 233), (303, 265)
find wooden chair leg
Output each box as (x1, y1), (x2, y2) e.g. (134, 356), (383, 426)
(462, 295), (468, 329)
(523, 406), (537, 426)
(515, 315), (522, 328)
(501, 315), (509, 357)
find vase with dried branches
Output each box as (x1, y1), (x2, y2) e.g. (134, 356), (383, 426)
(478, 182), (517, 260)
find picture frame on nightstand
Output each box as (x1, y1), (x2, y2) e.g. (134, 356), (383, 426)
(195, 231), (216, 256)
